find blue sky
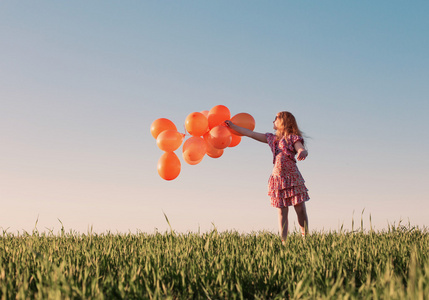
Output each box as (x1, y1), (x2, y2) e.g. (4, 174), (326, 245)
(1, 1), (428, 234)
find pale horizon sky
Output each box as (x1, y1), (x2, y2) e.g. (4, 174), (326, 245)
(1, 1), (428, 235)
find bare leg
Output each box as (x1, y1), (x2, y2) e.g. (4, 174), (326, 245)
(294, 202), (309, 236)
(278, 207), (289, 241)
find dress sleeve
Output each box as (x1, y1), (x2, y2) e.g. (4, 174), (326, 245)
(289, 135), (304, 146)
(265, 133), (277, 163)
(265, 133), (276, 153)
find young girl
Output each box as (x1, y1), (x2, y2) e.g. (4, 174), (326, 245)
(225, 111), (310, 242)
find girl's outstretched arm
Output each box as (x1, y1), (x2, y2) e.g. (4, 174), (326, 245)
(294, 141), (308, 161)
(224, 120), (267, 143)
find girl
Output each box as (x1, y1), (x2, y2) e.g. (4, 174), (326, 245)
(225, 111), (310, 242)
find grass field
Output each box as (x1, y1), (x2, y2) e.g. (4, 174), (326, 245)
(0, 222), (428, 299)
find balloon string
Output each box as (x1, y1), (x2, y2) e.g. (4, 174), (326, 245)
(182, 124), (190, 137)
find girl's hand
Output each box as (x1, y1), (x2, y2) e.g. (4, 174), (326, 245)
(224, 120), (267, 143)
(296, 149), (308, 161)
(224, 120), (233, 127)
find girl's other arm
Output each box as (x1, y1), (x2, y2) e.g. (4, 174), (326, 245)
(294, 141), (308, 161)
(224, 121), (267, 143)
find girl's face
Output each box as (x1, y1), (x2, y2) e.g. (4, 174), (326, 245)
(273, 114), (281, 130)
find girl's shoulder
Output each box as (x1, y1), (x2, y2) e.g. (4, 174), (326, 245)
(265, 132), (276, 142)
(266, 133), (303, 148)
(265, 133), (278, 150)
(286, 134), (304, 145)
(266, 133), (302, 144)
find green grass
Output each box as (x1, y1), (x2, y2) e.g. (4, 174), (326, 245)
(0, 224), (428, 299)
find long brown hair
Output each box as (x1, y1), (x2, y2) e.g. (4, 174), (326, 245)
(275, 111), (305, 145)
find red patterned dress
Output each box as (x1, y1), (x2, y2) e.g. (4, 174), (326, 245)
(265, 133), (310, 208)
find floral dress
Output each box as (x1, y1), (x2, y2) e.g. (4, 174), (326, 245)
(265, 133), (310, 208)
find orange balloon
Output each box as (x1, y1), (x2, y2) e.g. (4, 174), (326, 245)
(182, 136), (206, 164)
(200, 110), (209, 118)
(185, 112), (209, 136)
(156, 130), (184, 152)
(183, 152), (204, 165)
(208, 105), (231, 129)
(205, 137), (224, 158)
(157, 152), (181, 180)
(150, 118), (177, 139)
(229, 113), (255, 136)
(228, 134), (241, 147)
(206, 125), (232, 149)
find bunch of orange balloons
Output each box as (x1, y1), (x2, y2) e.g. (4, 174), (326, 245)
(151, 105), (255, 181)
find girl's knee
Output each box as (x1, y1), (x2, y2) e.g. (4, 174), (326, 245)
(294, 202), (306, 213)
(278, 206), (289, 214)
